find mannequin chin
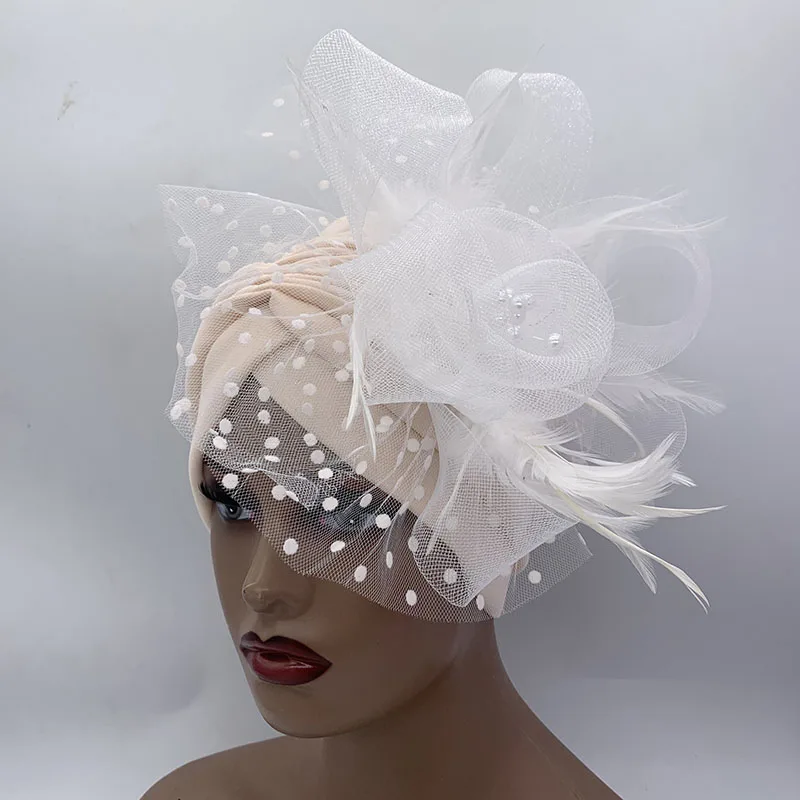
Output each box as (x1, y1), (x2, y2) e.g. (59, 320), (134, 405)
(201, 459), (494, 739)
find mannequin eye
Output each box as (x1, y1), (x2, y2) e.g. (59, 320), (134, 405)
(316, 483), (399, 534)
(199, 481), (254, 524)
(214, 500), (254, 523)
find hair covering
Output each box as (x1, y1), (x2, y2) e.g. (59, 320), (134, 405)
(164, 29), (721, 622)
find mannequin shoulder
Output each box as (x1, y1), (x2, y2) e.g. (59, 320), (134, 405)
(140, 737), (319, 800)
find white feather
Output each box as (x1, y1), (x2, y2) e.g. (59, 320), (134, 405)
(345, 317), (378, 460)
(599, 372), (725, 415)
(480, 419), (716, 607)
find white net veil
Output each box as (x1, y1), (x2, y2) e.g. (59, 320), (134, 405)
(163, 29), (720, 622)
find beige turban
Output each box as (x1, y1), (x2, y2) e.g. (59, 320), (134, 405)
(180, 217), (529, 616)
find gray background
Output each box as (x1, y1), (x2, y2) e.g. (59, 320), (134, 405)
(1, 1), (798, 798)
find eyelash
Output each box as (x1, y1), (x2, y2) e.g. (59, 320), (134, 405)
(199, 481), (254, 523)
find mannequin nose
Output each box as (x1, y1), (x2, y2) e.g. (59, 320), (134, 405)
(241, 533), (313, 620)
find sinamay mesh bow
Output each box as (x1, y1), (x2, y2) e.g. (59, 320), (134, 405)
(164, 29), (721, 621)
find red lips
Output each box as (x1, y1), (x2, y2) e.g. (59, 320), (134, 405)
(239, 633), (332, 686)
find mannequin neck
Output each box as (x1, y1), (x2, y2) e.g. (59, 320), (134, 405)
(316, 623), (560, 800)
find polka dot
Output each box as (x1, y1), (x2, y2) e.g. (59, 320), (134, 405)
(223, 382), (240, 398)
(200, 307), (211, 320)
(264, 436), (280, 449)
(375, 514), (392, 530)
(222, 473), (239, 490)
(273, 97), (285, 107)
(304, 339), (316, 353)
(226, 221), (239, 232)
(273, 362), (286, 375)
(405, 590), (418, 606)
(528, 570), (542, 585)
(406, 438), (420, 453)
(259, 224), (272, 237)
(210, 203), (224, 215)
(302, 383), (317, 396)
(167, 198), (178, 210)
(213, 436), (227, 450)
(261, 131), (274, 138)
(194, 196), (210, 209)
(355, 460), (367, 475)
(264, 454), (280, 463)
(341, 314), (352, 327)
(257, 409), (271, 424)
(271, 271), (284, 284)
(443, 568), (458, 585)
(283, 538), (299, 555)
(528, 205), (541, 215)
(310, 450), (325, 465)
(238, 332), (252, 345)
(380, 416), (393, 428)
(322, 497), (339, 511)
(288, 149), (301, 160)
(407, 535), (419, 553)
(331, 540), (346, 553)
(335, 370), (350, 382)
(272, 485), (287, 501)
(219, 418), (233, 435)
(176, 342), (185, 357)
(178, 236), (192, 248)
(301, 402), (313, 416)
(293, 356), (306, 370)
(216, 260), (231, 274)
(385, 551), (394, 568)
(395, 154), (408, 164)
(318, 216), (329, 226)
(318, 467), (333, 480)
(359, 493), (373, 508)
(258, 387), (271, 402)
(248, 308), (263, 317)
(354, 565), (367, 583)
(272, 205), (287, 216)
(170, 398), (191, 420)
(304, 433), (318, 447)
(227, 247), (239, 260)
(318, 179), (331, 190)
(185, 353), (198, 367)
(476, 594), (486, 611)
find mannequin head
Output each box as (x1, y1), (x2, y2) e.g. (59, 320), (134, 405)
(197, 456), (493, 738)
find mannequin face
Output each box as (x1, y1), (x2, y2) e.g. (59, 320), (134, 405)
(199, 459), (481, 738)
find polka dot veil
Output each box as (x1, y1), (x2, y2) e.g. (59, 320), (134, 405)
(163, 29), (720, 621)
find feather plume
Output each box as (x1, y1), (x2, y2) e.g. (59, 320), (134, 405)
(599, 372), (725, 415)
(479, 417), (715, 607)
(442, 72), (526, 207)
(345, 316), (378, 460)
